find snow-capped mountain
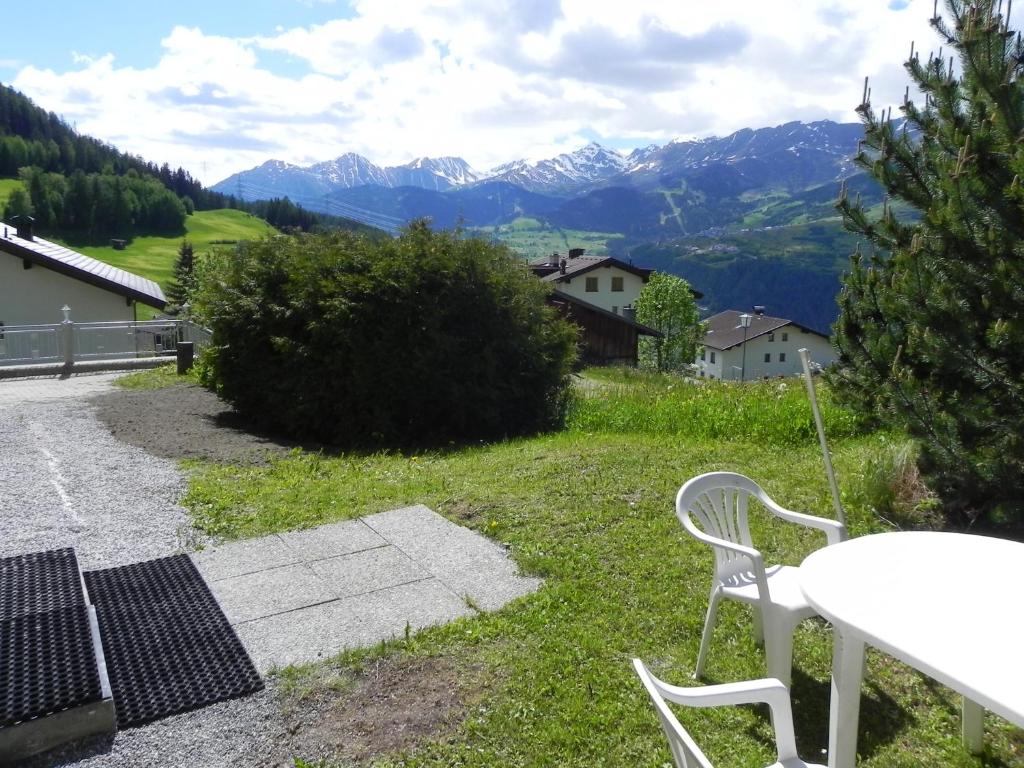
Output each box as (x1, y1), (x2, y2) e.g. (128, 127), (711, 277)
(487, 142), (629, 194)
(620, 120), (865, 190)
(389, 157), (481, 190)
(310, 153), (392, 189)
(213, 159), (331, 202)
(213, 120), (865, 204)
(213, 155), (482, 201)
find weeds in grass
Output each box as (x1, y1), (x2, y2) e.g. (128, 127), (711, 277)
(569, 372), (858, 445)
(850, 436), (942, 530)
(115, 363), (200, 390)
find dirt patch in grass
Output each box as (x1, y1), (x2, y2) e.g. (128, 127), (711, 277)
(274, 654), (480, 765)
(91, 383), (297, 464)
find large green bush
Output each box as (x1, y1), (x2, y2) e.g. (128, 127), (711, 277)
(192, 222), (577, 446)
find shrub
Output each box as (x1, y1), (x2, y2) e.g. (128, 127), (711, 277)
(192, 222), (577, 446)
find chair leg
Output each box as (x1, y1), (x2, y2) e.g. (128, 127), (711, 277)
(751, 606), (765, 647)
(694, 589), (720, 679)
(764, 613), (796, 687)
(962, 697), (984, 754)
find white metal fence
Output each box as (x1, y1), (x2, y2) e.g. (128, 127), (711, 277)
(0, 319), (212, 368)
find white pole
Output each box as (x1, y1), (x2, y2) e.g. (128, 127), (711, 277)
(799, 348), (846, 527)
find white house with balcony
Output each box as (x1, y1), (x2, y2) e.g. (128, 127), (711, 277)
(696, 308), (837, 381)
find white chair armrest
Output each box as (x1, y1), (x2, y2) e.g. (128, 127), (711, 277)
(761, 498), (847, 545)
(633, 661), (800, 762)
(640, 668), (787, 709)
(680, 514), (766, 567)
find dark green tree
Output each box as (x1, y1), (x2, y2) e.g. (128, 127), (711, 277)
(832, 0), (1024, 525)
(3, 187), (32, 220)
(166, 239), (196, 310)
(634, 272), (703, 372)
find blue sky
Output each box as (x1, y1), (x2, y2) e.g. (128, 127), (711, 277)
(1, 1), (354, 72)
(2, 1), (963, 185)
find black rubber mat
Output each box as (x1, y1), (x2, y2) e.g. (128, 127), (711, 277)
(0, 548), (85, 620)
(1, 605), (104, 728)
(83, 554), (263, 729)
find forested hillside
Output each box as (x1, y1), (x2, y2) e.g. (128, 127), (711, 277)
(0, 84), (374, 238)
(624, 220), (862, 333)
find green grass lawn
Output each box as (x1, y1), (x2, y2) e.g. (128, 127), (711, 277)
(132, 368), (1023, 766)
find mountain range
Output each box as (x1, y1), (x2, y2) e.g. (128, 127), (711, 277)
(213, 120), (867, 228)
(214, 119), (879, 331)
(216, 120), (864, 204)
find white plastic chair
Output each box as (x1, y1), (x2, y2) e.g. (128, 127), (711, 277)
(633, 659), (825, 768)
(676, 472), (846, 685)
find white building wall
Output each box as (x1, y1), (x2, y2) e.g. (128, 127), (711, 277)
(556, 266), (646, 314)
(697, 324), (837, 380)
(0, 251), (135, 326)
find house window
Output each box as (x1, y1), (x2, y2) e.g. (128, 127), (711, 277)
(782, 332), (788, 341)
(768, 333), (775, 342)
(710, 351), (716, 364)
(700, 348), (706, 361)
(764, 353), (771, 363)
(611, 276), (624, 292)
(612, 306), (619, 314)
(585, 276), (599, 292)
(779, 352), (787, 363)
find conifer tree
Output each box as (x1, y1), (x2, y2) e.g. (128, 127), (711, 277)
(832, 0), (1024, 524)
(166, 239), (195, 311)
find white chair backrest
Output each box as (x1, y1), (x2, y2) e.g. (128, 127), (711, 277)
(634, 660), (715, 768)
(676, 472), (766, 580)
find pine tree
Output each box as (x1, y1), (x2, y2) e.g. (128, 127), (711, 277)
(832, 0), (1024, 524)
(166, 239), (196, 311)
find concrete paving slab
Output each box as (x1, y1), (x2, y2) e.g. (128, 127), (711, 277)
(278, 518), (386, 561)
(206, 563), (336, 624)
(191, 535), (297, 582)
(364, 504), (543, 610)
(193, 505), (542, 671)
(235, 578), (474, 672)
(307, 545), (429, 598)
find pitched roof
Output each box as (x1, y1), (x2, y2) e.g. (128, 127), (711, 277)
(547, 292), (662, 337)
(529, 254), (653, 283)
(702, 309), (828, 350)
(0, 223), (166, 309)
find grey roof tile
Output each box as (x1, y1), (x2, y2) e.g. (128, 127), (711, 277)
(0, 223), (166, 308)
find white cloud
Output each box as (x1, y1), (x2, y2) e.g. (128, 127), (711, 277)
(11, 0), (947, 185)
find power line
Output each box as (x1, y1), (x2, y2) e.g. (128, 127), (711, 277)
(233, 179), (407, 233)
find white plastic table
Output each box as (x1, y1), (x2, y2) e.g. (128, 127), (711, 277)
(800, 531), (1024, 768)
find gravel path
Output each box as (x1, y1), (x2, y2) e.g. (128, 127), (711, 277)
(0, 374), (197, 569)
(0, 373), (287, 768)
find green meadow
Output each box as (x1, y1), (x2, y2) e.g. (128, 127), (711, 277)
(475, 216), (623, 260)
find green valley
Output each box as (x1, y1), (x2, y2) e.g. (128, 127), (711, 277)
(474, 217), (622, 259)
